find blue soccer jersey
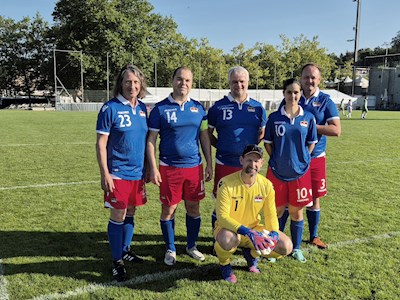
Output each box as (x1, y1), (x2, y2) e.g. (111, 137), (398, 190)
(299, 90), (339, 158)
(264, 106), (317, 181)
(208, 94), (267, 167)
(148, 94), (207, 168)
(96, 95), (148, 180)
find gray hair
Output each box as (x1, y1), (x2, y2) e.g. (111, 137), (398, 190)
(228, 66), (249, 82)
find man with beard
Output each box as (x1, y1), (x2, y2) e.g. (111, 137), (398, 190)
(213, 144), (292, 283)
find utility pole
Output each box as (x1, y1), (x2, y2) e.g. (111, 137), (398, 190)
(351, 0), (361, 96)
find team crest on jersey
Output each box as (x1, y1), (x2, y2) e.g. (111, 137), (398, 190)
(300, 121), (308, 127)
(254, 195), (263, 202)
(190, 107), (199, 113)
(139, 111), (146, 117)
(312, 102), (321, 107)
(247, 106), (255, 112)
(102, 105), (109, 112)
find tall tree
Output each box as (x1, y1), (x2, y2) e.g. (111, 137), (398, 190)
(0, 14), (53, 98)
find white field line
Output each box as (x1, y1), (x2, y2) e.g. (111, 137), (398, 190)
(0, 181), (98, 191)
(0, 260), (10, 300)
(28, 231), (400, 300)
(0, 142), (93, 147)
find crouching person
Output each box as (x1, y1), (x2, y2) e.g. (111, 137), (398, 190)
(214, 144), (292, 283)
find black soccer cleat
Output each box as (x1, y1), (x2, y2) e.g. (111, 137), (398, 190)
(122, 250), (144, 263)
(112, 259), (128, 282)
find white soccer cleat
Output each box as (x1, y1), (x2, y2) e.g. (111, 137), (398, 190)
(164, 250), (176, 266)
(186, 246), (205, 261)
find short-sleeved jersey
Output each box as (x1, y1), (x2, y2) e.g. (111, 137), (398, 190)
(264, 106), (317, 181)
(299, 90), (339, 158)
(215, 171), (279, 233)
(148, 94), (207, 168)
(96, 95), (148, 180)
(208, 94), (267, 167)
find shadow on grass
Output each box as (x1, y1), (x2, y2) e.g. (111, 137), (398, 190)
(0, 231), (220, 291)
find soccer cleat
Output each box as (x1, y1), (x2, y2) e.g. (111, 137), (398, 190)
(291, 249), (307, 263)
(164, 250), (176, 266)
(242, 248), (260, 273)
(112, 259), (128, 282)
(122, 250), (144, 263)
(310, 237), (328, 249)
(186, 246), (205, 262)
(264, 257), (277, 263)
(220, 264), (237, 283)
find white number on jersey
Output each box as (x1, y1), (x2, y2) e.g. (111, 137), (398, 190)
(222, 109), (233, 120)
(275, 124), (286, 136)
(166, 111), (178, 123)
(118, 115), (132, 127)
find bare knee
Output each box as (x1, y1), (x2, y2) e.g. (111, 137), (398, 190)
(216, 229), (240, 251)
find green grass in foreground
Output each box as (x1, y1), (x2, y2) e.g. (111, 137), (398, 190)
(0, 109), (399, 300)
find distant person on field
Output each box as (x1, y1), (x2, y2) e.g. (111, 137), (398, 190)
(207, 66), (267, 237)
(147, 66), (213, 266)
(361, 96), (368, 119)
(96, 64), (148, 282)
(347, 99), (352, 118)
(340, 98), (345, 116)
(264, 78), (317, 263)
(214, 144), (292, 283)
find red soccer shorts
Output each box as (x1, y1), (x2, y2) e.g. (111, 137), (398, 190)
(104, 179), (147, 210)
(266, 167), (313, 208)
(212, 163), (242, 197)
(310, 156), (327, 199)
(159, 164), (205, 206)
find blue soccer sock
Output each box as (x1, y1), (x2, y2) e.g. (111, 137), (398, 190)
(211, 210), (217, 231)
(186, 214), (201, 249)
(306, 208), (320, 240)
(108, 219), (124, 261)
(290, 219), (304, 250)
(279, 208), (289, 232)
(122, 215), (134, 253)
(160, 219), (176, 252)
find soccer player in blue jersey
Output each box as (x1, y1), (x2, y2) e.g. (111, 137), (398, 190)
(147, 66), (213, 266)
(296, 63), (341, 249)
(96, 64), (148, 282)
(264, 78), (318, 262)
(208, 66), (267, 232)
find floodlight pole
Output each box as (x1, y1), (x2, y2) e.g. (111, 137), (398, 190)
(53, 48), (57, 102)
(106, 52), (110, 101)
(351, 0), (361, 96)
(80, 50), (84, 101)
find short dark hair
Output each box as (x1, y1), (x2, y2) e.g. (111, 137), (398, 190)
(172, 66), (192, 80)
(113, 64), (147, 99)
(282, 78), (301, 91)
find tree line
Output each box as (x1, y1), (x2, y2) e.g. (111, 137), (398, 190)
(0, 0), (399, 99)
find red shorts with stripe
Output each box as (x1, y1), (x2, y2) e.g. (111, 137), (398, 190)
(212, 164), (242, 197)
(159, 164), (205, 206)
(310, 156), (327, 199)
(104, 179), (147, 210)
(266, 167), (313, 208)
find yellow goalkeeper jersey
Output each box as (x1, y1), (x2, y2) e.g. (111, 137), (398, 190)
(215, 171), (278, 233)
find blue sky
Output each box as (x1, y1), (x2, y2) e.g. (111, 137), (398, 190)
(2, 0), (398, 56)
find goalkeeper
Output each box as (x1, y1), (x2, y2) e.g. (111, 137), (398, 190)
(214, 144), (292, 283)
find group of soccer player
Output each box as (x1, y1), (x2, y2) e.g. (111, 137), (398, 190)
(96, 63), (341, 282)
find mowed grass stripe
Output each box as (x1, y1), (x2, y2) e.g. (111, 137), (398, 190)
(27, 231), (400, 300)
(0, 260), (10, 300)
(0, 142), (93, 147)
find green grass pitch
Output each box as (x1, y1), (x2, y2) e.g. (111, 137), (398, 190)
(0, 109), (399, 299)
